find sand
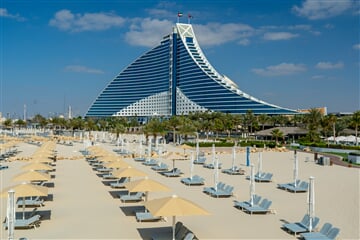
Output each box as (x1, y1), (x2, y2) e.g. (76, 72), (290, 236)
(0, 135), (359, 240)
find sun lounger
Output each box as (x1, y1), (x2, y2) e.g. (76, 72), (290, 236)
(142, 159), (158, 166)
(120, 192), (144, 202)
(134, 157), (146, 162)
(0, 165), (9, 170)
(152, 221), (198, 240)
(193, 157), (206, 165)
(102, 173), (117, 179)
(96, 167), (111, 173)
(161, 168), (183, 177)
(283, 215), (320, 235)
(17, 196), (44, 207)
(255, 172), (273, 182)
(301, 226), (340, 240)
(278, 180), (301, 189)
(278, 180), (308, 192)
(234, 195), (262, 210)
(222, 166), (245, 175)
(203, 182), (234, 198)
(3, 214), (41, 229)
(135, 211), (162, 222)
(300, 223), (333, 239)
(181, 175), (205, 186)
(151, 162), (169, 171)
(242, 198), (273, 215)
(203, 163), (222, 169)
(109, 177), (129, 188)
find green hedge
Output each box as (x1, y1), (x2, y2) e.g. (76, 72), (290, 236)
(298, 141), (360, 151)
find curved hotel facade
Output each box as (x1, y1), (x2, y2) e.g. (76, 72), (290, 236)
(85, 23), (298, 118)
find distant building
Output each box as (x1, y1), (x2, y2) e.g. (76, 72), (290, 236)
(86, 23), (299, 118)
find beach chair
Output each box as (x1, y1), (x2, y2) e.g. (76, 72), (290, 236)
(300, 223), (333, 239)
(109, 177), (129, 188)
(0, 165), (9, 170)
(151, 162), (169, 171)
(243, 199), (272, 215)
(234, 195), (262, 210)
(302, 227), (339, 240)
(222, 166), (245, 175)
(17, 196), (44, 207)
(193, 156), (206, 165)
(134, 157), (146, 162)
(203, 182), (225, 195)
(135, 211), (162, 222)
(287, 181), (309, 193)
(142, 159), (158, 166)
(161, 168), (183, 177)
(3, 214), (41, 229)
(283, 215), (320, 235)
(278, 180), (300, 190)
(181, 175), (205, 186)
(203, 162), (222, 169)
(253, 172), (272, 182)
(120, 192), (144, 202)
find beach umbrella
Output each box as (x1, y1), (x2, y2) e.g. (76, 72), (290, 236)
(1, 183), (48, 219)
(7, 190), (15, 240)
(249, 164), (256, 206)
(144, 195), (210, 240)
(112, 166), (147, 179)
(231, 146), (236, 170)
(189, 152), (194, 179)
(30, 157), (53, 163)
(195, 140), (200, 160)
(21, 162), (54, 171)
(246, 147), (250, 166)
(211, 144), (216, 165)
(104, 160), (129, 169)
(214, 156), (219, 191)
(165, 152), (187, 169)
(13, 170), (51, 183)
(123, 177), (170, 202)
(293, 150), (298, 187)
(180, 144), (193, 155)
(308, 176), (315, 232)
(258, 151), (263, 176)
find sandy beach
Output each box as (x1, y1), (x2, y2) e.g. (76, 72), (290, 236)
(1, 136), (359, 240)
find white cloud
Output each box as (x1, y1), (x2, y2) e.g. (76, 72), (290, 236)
(238, 39), (250, 46)
(125, 18), (173, 47)
(0, 8), (26, 21)
(193, 22), (255, 47)
(65, 65), (104, 74)
(312, 75), (324, 79)
(263, 32), (299, 41)
(353, 44), (360, 50)
(252, 63), (306, 76)
(292, 0), (353, 20)
(315, 61), (344, 69)
(49, 9), (125, 32)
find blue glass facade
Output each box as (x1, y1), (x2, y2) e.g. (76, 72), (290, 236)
(85, 24), (298, 117)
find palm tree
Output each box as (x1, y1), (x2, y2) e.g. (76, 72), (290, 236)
(304, 108), (322, 142)
(3, 119), (13, 130)
(350, 111), (360, 146)
(321, 115), (333, 146)
(258, 114), (269, 130)
(271, 128), (284, 146)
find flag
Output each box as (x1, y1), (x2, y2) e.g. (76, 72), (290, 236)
(177, 12), (183, 17)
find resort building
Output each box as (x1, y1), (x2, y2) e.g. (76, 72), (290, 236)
(85, 23), (298, 118)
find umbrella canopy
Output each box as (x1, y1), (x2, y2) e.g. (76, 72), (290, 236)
(30, 157), (53, 163)
(123, 177), (170, 202)
(308, 176), (315, 232)
(249, 165), (256, 206)
(145, 195), (209, 240)
(0, 182), (48, 198)
(13, 170), (51, 182)
(165, 152), (188, 169)
(293, 150), (298, 187)
(112, 166), (147, 179)
(104, 160), (129, 169)
(21, 162), (54, 171)
(180, 144), (193, 155)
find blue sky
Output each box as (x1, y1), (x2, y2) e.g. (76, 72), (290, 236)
(1, 0), (359, 119)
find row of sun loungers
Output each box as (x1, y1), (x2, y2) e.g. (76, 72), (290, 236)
(203, 182), (234, 198)
(278, 180), (309, 192)
(152, 221), (198, 240)
(301, 223), (340, 240)
(282, 214), (320, 235)
(181, 175), (205, 186)
(235, 196), (273, 215)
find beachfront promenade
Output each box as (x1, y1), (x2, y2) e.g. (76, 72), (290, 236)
(1, 137), (359, 239)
